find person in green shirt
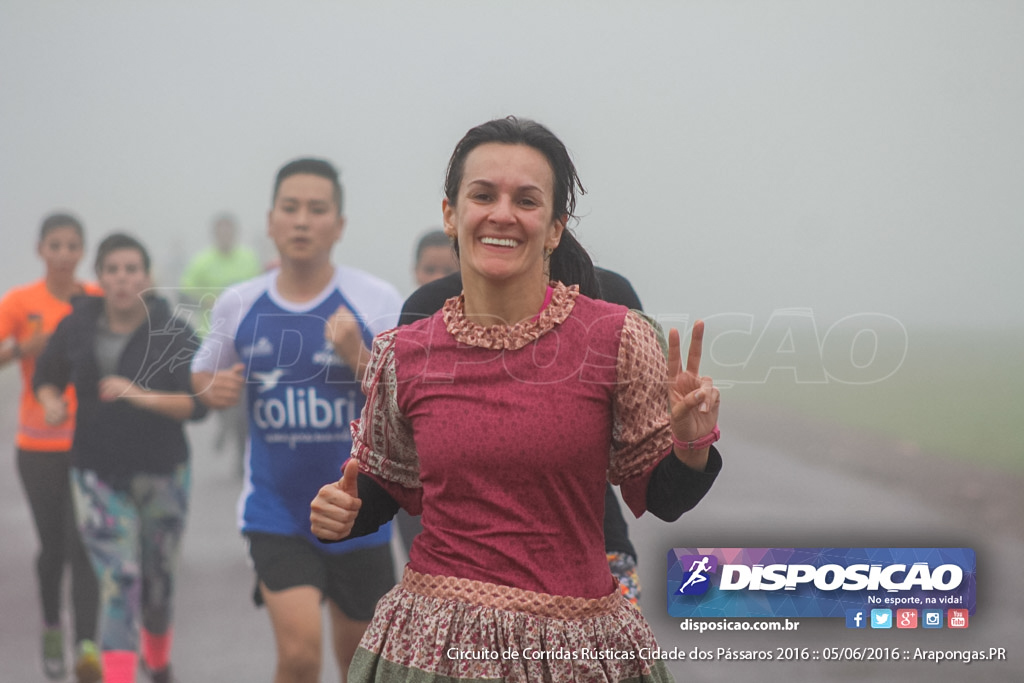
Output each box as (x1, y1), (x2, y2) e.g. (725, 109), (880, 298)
(180, 213), (263, 337)
(180, 213), (262, 475)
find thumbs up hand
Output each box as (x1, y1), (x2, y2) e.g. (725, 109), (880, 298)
(311, 459), (363, 541)
(338, 458), (360, 497)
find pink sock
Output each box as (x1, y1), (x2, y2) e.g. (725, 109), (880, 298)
(102, 650), (138, 683)
(142, 628), (173, 671)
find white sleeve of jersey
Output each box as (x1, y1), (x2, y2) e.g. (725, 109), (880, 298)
(190, 274), (270, 373)
(336, 266), (403, 337)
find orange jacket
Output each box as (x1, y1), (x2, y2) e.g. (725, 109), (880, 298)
(0, 279), (102, 451)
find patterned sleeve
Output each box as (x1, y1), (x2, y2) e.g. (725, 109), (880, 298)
(609, 310), (674, 516)
(350, 329), (421, 491)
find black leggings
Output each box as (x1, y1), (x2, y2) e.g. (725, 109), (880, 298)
(16, 449), (98, 642)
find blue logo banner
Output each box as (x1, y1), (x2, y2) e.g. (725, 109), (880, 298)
(667, 547), (976, 618)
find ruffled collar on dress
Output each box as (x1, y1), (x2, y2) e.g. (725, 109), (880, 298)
(441, 281), (579, 350)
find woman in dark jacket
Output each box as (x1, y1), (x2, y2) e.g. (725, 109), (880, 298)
(34, 233), (206, 683)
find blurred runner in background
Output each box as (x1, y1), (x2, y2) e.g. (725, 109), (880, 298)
(411, 228), (458, 288)
(191, 158), (402, 683)
(0, 212), (102, 683)
(180, 213), (262, 476)
(34, 232), (206, 683)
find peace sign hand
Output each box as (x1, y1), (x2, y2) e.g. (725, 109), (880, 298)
(667, 320), (720, 467)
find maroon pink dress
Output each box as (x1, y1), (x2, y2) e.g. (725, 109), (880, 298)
(349, 282), (678, 682)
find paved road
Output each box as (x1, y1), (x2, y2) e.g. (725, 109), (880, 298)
(1, 374), (1021, 681)
(633, 429), (1024, 682)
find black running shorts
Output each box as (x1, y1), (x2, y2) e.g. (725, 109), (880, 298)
(246, 532), (396, 621)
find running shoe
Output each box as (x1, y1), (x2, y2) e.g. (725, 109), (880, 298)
(42, 627), (66, 680)
(146, 664), (175, 683)
(74, 639), (102, 683)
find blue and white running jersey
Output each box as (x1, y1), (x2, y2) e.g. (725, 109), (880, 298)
(192, 266), (402, 554)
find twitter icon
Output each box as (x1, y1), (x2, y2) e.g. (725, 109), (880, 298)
(870, 609), (893, 629)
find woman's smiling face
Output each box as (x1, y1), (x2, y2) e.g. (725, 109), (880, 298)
(443, 143), (564, 287)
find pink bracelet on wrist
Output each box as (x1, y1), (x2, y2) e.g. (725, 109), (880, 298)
(672, 424), (720, 451)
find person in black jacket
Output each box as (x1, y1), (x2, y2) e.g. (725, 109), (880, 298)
(34, 233), (206, 683)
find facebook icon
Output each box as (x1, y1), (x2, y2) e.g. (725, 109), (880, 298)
(845, 609), (867, 629)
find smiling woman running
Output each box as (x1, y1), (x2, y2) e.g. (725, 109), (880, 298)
(311, 116), (723, 683)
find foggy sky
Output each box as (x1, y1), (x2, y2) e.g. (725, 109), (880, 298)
(2, 1), (1022, 331)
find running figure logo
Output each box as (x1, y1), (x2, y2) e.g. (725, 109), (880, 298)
(677, 555), (718, 595)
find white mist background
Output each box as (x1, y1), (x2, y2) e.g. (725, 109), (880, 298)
(2, 1), (1022, 330)
(3, 7), (1023, 681)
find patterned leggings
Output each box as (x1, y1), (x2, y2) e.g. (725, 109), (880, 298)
(70, 465), (190, 652)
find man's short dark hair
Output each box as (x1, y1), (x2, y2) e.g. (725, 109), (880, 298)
(273, 158), (343, 214)
(95, 232), (151, 274)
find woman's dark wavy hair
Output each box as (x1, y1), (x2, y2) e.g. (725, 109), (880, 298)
(443, 116), (599, 298)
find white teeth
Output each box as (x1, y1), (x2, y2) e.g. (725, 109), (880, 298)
(480, 237), (518, 248)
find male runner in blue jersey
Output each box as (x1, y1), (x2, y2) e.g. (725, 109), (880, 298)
(192, 158), (402, 683)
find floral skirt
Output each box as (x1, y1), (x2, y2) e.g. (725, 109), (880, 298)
(349, 567), (675, 683)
